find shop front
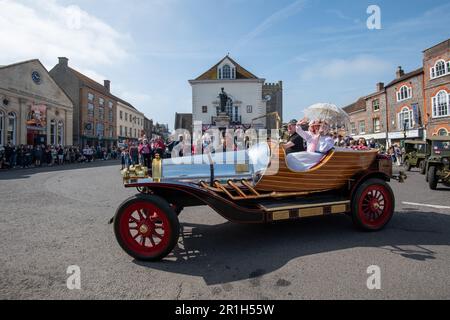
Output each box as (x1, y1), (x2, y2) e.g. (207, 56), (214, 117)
(26, 104), (47, 146)
(388, 128), (424, 147)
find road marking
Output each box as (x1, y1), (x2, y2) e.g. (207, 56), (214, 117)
(402, 202), (450, 210)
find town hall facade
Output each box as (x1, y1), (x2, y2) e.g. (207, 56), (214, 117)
(189, 56), (282, 133)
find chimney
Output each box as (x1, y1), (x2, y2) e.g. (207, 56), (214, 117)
(104, 80), (110, 92)
(58, 57), (68, 67)
(396, 66), (404, 79)
(376, 82), (384, 91)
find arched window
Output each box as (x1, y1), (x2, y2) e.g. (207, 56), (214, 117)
(398, 107), (413, 130)
(431, 60), (448, 79)
(396, 85), (412, 102)
(7, 112), (16, 145)
(222, 64), (231, 79)
(438, 128), (448, 136)
(435, 60), (446, 77)
(0, 111), (4, 146)
(57, 121), (64, 145)
(432, 90), (449, 118)
(50, 119), (56, 145)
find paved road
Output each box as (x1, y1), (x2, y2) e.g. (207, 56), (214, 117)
(1, 162), (450, 299)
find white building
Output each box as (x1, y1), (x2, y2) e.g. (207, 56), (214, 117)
(116, 100), (145, 143)
(0, 60), (73, 147)
(189, 56), (267, 132)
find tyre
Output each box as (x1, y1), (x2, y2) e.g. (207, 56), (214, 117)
(351, 178), (395, 231)
(428, 166), (438, 190)
(419, 161), (426, 175)
(114, 195), (180, 261)
(403, 160), (411, 171)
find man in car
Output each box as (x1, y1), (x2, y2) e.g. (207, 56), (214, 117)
(282, 119), (305, 154)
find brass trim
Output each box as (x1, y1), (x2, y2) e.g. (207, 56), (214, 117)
(331, 204), (347, 214)
(261, 200), (350, 212)
(299, 207), (323, 217)
(272, 210), (290, 221)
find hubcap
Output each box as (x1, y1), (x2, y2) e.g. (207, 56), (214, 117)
(119, 201), (172, 256)
(139, 224), (149, 234)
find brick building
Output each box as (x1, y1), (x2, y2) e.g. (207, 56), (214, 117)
(345, 38), (450, 146)
(362, 82), (388, 144)
(343, 97), (366, 137)
(423, 39), (450, 137)
(385, 66), (424, 144)
(50, 57), (117, 148)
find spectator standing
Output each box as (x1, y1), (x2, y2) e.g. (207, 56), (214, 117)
(139, 139), (152, 168)
(57, 145), (64, 165)
(129, 143), (139, 165)
(34, 145), (42, 167)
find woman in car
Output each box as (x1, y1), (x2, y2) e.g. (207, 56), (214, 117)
(286, 118), (334, 171)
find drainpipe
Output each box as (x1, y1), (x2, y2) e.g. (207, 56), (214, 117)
(384, 90), (389, 148)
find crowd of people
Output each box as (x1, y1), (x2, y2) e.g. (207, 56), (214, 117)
(0, 143), (119, 170)
(1, 125), (408, 172)
(120, 137), (167, 170)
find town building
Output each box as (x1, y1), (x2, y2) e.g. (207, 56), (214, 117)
(343, 97), (367, 138)
(189, 55), (281, 133)
(344, 83), (388, 146)
(423, 39), (450, 137)
(344, 38), (450, 146)
(262, 81), (283, 131)
(363, 82), (388, 145)
(117, 99), (145, 144)
(174, 112), (193, 132)
(50, 57), (117, 148)
(152, 123), (170, 140)
(0, 59), (73, 147)
(143, 116), (153, 139)
(385, 66), (424, 145)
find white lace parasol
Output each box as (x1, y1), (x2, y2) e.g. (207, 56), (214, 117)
(303, 103), (349, 129)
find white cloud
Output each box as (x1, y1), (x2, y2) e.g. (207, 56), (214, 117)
(301, 55), (391, 81)
(0, 0), (131, 67)
(236, 0), (307, 48)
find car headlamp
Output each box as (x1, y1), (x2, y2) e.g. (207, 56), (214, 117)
(443, 158), (449, 165)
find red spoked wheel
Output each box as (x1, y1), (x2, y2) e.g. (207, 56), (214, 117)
(351, 178), (395, 231)
(114, 195), (180, 261)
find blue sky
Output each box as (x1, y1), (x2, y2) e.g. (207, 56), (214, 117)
(1, 0), (449, 129)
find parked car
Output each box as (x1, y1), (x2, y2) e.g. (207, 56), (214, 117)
(403, 140), (427, 174)
(112, 142), (397, 261)
(425, 136), (450, 190)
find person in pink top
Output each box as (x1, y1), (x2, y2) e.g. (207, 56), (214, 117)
(286, 118), (335, 171)
(139, 139), (151, 168)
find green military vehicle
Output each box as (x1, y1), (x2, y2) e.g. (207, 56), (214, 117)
(403, 140), (427, 174)
(425, 136), (450, 190)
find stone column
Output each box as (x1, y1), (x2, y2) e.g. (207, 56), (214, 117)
(18, 98), (27, 145)
(66, 108), (73, 146)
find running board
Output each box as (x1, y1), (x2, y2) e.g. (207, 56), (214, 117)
(258, 199), (350, 222)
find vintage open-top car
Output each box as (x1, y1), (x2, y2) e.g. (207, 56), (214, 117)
(112, 142), (395, 261)
(424, 136), (450, 190)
